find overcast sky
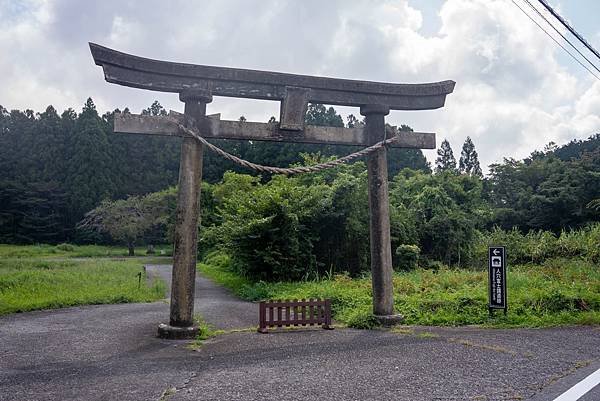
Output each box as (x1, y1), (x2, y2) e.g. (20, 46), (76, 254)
(1, 0), (599, 170)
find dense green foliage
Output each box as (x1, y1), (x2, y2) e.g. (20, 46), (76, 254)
(470, 225), (600, 266)
(0, 101), (429, 244)
(390, 170), (487, 266)
(0, 101), (181, 243)
(486, 143), (600, 232)
(395, 244), (420, 270)
(198, 158), (598, 280)
(70, 130), (598, 281)
(0, 257), (166, 315)
(1, 98), (598, 282)
(199, 252), (600, 328)
(203, 161), (370, 280)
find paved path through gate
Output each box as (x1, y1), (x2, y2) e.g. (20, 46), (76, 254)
(146, 265), (256, 331)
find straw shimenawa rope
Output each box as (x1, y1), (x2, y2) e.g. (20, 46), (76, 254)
(176, 122), (402, 175)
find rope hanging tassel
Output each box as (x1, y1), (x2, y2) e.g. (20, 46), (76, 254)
(176, 123), (401, 175)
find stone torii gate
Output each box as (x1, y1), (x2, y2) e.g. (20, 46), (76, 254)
(89, 43), (455, 338)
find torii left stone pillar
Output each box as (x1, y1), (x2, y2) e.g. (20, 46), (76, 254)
(158, 90), (212, 339)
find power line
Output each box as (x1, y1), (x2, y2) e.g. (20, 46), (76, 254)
(511, 0), (600, 80)
(510, 0), (600, 81)
(537, 0), (600, 62)
(522, 0), (600, 75)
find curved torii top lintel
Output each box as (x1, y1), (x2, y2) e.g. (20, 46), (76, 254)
(89, 43), (455, 111)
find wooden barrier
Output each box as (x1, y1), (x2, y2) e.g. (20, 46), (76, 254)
(258, 299), (334, 333)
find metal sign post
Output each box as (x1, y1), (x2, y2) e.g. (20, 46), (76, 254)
(488, 246), (507, 316)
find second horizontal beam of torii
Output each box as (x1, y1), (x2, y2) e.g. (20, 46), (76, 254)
(114, 111), (436, 149)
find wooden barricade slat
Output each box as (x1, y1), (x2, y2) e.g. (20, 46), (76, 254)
(301, 299), (306, 326)
(294, 301), (299, 326)
(258, 298), (334, 333)
(277, 300), (282, 327)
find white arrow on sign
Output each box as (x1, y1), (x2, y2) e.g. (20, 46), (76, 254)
(493, 249), (500, 256)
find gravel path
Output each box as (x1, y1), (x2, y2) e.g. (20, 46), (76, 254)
(0, 268), (599, 401)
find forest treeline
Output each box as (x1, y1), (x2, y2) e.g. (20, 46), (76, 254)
(1, 99), (599, 271)
(0, 99), (428, 243)
(79, 152), (600, 280)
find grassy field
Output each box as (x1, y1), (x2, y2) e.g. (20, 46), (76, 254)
(0, 243), (173, 258)
(0, 245), (168, 316)
(4, 243), (598, 328)
(198, 252), (600, 329)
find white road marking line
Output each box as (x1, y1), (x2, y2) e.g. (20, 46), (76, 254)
(553, 367), (600, 401)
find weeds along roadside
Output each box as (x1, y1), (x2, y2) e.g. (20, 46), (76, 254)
(198, 250), (600, 329)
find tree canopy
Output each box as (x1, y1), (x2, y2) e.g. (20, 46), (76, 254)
(0, 100), (431, 243)
(1, 98), (598, 254)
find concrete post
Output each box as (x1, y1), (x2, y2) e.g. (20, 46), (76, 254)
(158, 89), (212, 339)
(360, 104), (402, 325)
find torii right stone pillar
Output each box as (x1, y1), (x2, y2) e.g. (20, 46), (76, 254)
(361, 104), (403, 325)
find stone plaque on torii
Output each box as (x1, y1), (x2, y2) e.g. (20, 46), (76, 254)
(90, 43), (455, 338)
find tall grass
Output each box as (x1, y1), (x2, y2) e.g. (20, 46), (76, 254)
(199, 252), (600, 329)
(0, 258), (166, 315)
(469, 223), (600, 267)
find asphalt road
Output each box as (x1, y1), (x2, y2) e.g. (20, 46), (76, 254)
(1, 265), (599, 401)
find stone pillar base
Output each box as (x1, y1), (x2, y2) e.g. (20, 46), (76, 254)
(157, 323), (198, 340)
(374, 314), (404, 327)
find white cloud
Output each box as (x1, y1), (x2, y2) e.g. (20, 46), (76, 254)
(389, 0), (599, 168)
(0, 0), (598, 172)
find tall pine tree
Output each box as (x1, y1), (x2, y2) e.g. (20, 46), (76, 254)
(66, 98), (116, 226)
(459, 136), (483, 177)
(435, 139), (457, 173)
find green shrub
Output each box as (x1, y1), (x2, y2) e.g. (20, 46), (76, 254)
(55, 243), (75, 252)
(554, 224), (600, 262)
(237, 282), (272, 301)
(395, 244), (420, 270)
(206, 173), (349, 281)
(471, 227), (529, 266)
(557, 229), (586, 257)
(156, 246), (173, 256)
(582, 224), (600, 262)
(468, 223), (600, 268)
(420, 259), (445, 271)
(525, 230), (557, 263)
(343, 309), (380, 329)
(203, 250), (232, 270)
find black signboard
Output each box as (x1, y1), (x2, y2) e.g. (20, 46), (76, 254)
(488, 246), (507, 314)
